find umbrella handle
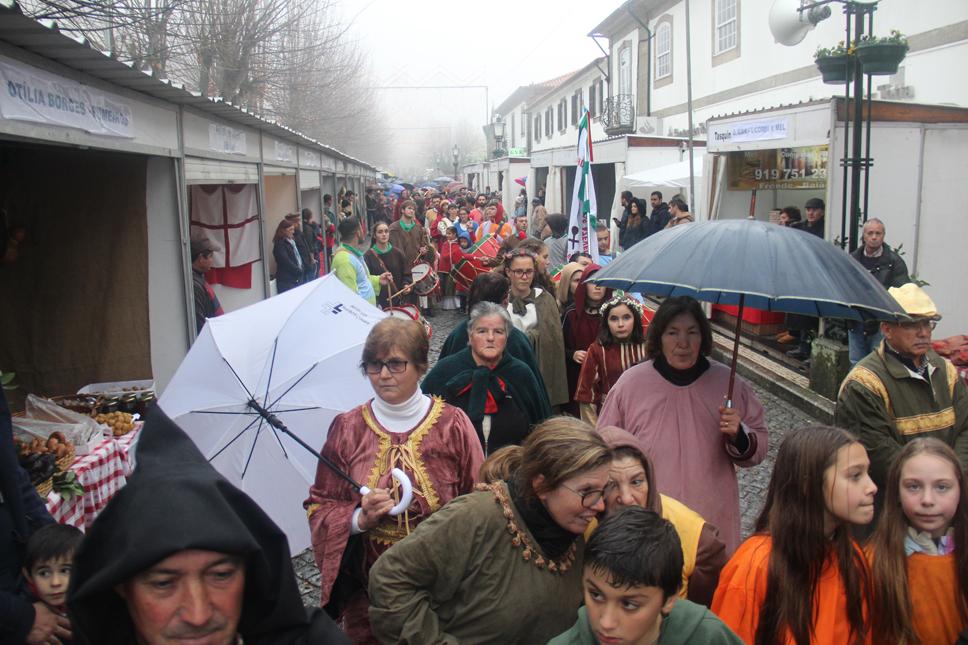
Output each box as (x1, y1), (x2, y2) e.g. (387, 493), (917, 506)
(358, 467), (414, 517)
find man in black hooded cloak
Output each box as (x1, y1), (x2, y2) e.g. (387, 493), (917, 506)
(67, 408), (350, 645)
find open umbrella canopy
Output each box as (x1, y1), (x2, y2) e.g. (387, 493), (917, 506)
(514, 177), (527, 187)
(445, 181), (465, 192)
(434, 176), (455, 183)
(158, 275), (386, 551)
(591, 219), (905, 321)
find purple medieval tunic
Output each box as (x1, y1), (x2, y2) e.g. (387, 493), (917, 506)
(598, 359), (767, 554)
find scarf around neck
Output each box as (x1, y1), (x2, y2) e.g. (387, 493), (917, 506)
(371, 243), (393, 255)
(653, 353), (711, 386)
(905, 526), (955, 556)
(399, 218), (416, 231)
(510, 288), (537, 316)
(340, 242), (364, 258)
(507, 476), (577, 560)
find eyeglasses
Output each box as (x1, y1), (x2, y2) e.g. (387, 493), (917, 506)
(362, 359), (408, 375)
(897, 319), (937, 331)
(560, 483), (606, 509)
(509, 269), (535, 277)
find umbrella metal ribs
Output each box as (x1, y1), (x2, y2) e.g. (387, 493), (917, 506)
(245, 398), (413, 516)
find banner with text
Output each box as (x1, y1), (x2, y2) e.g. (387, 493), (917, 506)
(727, 145), (828, 190)
(0, 56), (134, 138)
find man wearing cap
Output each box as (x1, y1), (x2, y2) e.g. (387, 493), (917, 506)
(847, 218), (910, 364)
(794, 197), (825, 238)
(785, 197), (827, 360)
(191, 238), (224, 334)
(836, 283), (968, 526)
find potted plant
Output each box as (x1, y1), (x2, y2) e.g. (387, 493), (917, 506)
(814, 42), (855, 85)
(854, 30), (908, 75)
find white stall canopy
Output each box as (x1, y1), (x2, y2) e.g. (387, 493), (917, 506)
(299, 169), (320, 190)
(623, 160), (703, 188)
(185, 157), (259, 185)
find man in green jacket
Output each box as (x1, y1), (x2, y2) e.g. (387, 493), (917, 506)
(836, 283), (968, 529)
(548, 507), (742, 645)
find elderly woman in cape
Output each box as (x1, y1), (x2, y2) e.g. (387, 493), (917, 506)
(303, 317), (483, 643)
(598, 296), (768, 555)
(422, 302), (551, 456)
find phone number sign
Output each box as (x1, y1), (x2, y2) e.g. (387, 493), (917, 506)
(727, 145), (828, 190)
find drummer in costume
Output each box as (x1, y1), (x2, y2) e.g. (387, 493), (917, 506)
(365, 221), (411, 308)
(475, 200), (513, 244)
(332, 215), (390, 306)
(389, 199), (437, 315)
(304, 318), (484, 644)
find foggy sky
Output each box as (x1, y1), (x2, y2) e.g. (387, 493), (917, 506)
(345, 0), (613, 175)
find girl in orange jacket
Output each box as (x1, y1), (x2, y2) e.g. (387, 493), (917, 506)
(711, 426), (876, 645)
(867, 438), (968, 645)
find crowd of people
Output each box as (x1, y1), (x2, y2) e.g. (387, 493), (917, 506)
(9, 181), (968, 645)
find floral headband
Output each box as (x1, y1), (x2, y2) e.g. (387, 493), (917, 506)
(599, 294), (644, 318)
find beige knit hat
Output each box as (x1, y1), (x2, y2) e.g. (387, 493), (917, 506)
(888, 283), (941, 320)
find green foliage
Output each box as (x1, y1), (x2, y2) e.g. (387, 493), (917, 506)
(52, 471), (84, 501)
(814, 41), (852, 59)
(857, 29), (908, 47)
(892, 243), (929, 287)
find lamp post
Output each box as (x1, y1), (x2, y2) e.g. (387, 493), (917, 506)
(492, 114), (507, 159)
(452, 144), (460, 181)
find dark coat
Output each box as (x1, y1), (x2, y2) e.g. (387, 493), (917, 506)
(649, 202), (671, 232)
(849, 244), (910, 289)
(0, 388), (55, 643)
(793, 217), (824, 238)
(273, 238), (304, 290)
(68, 409), (350, 645)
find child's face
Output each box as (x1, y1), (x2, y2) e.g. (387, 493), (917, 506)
(822, 442), (877, 534)
(582, 566), (675, 645)
(446, 230), (457, 241)
(899, 453), (960, 538)
(459, 237), (470, 249)
(26, 555), (72, 607)
(607, 305), (636, 342)
(585, 280), (606, 305)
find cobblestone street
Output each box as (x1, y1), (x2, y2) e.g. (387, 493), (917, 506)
(293, 307), (823, 605)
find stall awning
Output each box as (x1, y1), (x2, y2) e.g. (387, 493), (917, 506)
(623, 160), (703, 188)
(186, 157), (259, 185)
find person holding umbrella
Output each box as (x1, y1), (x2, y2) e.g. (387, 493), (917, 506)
(304, 317), (484, 644)
(598, 296), (768, 555)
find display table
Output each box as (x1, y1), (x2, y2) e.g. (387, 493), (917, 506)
(46, 425), (141, 531)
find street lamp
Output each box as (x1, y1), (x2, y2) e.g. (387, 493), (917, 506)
(492, 114), (507, 158)
(452, 144), (460, 181)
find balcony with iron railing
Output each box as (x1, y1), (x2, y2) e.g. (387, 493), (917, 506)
(601, 94), (635, 136)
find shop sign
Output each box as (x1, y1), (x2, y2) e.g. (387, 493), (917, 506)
(727, 145), (828, 190)
(711, 117), (788, 145)
(508, 147), (527, 157)
(209, 123), (246, 154)
(0, 55), (133, 138)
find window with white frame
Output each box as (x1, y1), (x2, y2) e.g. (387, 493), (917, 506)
(534, 115), (541, 142)
(588, 83), (597, 117)
(656, 22), (672, 79)
(714, 0), (738, 55)
(545, 107), (553, 137)
(618, 43), (631, 95)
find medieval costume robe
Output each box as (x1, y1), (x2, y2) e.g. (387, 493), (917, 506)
(439, 320), (544, 390)
(369, 481), (586, 644)
(421, 347), (552, 455)
(508, 287), (569, 408)
(304, 396), (482, 644)
(561, 264), (611, 414)
(574, 340), (648, 425)
(364, 244), (410, 309)
(598, 358), (768, 554)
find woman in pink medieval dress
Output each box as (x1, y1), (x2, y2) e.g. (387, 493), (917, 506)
(597, 296), (768, 555)
(303, 317), (484, 643)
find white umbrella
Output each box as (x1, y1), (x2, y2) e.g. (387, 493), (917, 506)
(623, 159), (703, 188)
(159, 274), (411, 553)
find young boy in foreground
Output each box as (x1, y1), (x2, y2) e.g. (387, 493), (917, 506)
(549, 507), (743, 645)
(23, 523), (82, 616)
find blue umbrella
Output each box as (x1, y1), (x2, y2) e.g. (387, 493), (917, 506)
(388, 183), (405, 194)
(591, 219), (906, 401)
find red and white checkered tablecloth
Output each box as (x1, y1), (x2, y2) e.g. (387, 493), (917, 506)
(46, 424), (142, 531)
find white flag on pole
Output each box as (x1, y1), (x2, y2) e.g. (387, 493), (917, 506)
(567, 109), (598, 263)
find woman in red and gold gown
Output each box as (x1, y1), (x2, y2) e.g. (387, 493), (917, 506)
(304, 317), (484, 643)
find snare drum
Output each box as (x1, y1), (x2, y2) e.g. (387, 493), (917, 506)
(411, 262), (439, 296)
(384, 305), (433, 339)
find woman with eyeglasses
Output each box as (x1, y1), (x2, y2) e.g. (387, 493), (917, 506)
(422, 302), (551, 456)
(368, 417), (611, 644)
(598, 296), (768, 555)
(304, 317), (484, 644)
(505, 248), (569, 410)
